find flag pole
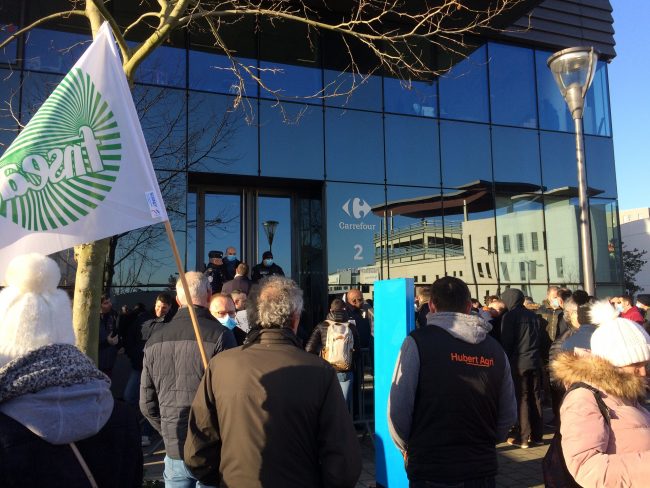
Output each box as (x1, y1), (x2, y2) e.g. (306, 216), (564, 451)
(164, 220), (209, 370)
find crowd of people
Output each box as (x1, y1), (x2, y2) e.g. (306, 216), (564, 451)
(1, 250), (650, 487)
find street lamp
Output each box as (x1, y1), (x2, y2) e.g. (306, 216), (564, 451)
(547, 46), (598, 296)
(262, 220), (279, 252)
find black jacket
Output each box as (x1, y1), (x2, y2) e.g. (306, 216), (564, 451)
(0, 401), (142, 487)
(222, 258), (241, 282)
(221, 275), (252, 295)
(251, 262), (285, 283)
(140, 306), (237, 459)
(500, 289), (541, 374)
(346, 305), (371, 349)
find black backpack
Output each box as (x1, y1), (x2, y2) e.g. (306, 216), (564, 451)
(542, 382), (611, 488)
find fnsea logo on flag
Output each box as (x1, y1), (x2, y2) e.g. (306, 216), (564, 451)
(0, 22), (167, 283)
(0, 68), (121, 231)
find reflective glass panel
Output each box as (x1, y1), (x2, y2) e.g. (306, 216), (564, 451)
(442, 185), (497, 300)
(384, 186), (445, 283)
(539, 131), (577, 193)
(495, 194), (548, 296)
(590, 198), (621, 284)
(325, 108), (384, 183)
(189, 50), (258, 96)
(20, 71), (62, 125)
(187, 191), (197, 272)
(187, 92), (258, 175)
(536, 49), (573, 132)
(113, 170), (186, 287)
(134, 44), (186, 88)
(133, 85), (186, 171)
(384, 77), (437, 118)
(258, 195), (292, 277)
(0, 23), (18, 64)
(585, 136), (617, 198)
(326, 182), (385, 293)
(385, 115), (440, 186)
(24, 29), (91, 74)
(492, 126), (541, 187)
(324, 70), (382, 111)
(260, 101), (324, 179)
(260, 61), (322, 101)
(0, 69), (19, 149)
(543, 194), (582, 284)
(584, 62), (611, 137)
(488, 43), (537, 128)
(439, 45), (489, 123)
(204, 192), (241, 271)
(440, 121), (491, 188)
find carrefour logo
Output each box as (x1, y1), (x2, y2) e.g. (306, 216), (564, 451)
(342, 197), (371, 219)
(0, 68), (121, 231)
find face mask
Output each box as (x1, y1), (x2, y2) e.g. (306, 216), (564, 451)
(264, 259), (273, 266)
(226, 255), (237, 261)
(551, 298), (559, 308)
(615, 304), (624, 313)
(217, 316), (237, 330)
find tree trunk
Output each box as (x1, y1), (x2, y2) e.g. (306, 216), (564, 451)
(72, 238), (110, 362)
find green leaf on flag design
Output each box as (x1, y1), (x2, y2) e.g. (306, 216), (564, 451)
(0, 68), (121, 231)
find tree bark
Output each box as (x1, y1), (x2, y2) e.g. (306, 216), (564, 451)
(72, 238), (110, 362)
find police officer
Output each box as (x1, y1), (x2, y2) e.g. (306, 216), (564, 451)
(205, 250), (225, 293)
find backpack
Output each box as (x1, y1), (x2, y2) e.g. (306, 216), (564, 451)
(322, 320), (354, 371)
(542, 382), (611, 488)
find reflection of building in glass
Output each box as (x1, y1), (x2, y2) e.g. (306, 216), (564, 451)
(620, 208), (650, 293)
(334, 182), (621, 303)
(1, 0), (621, 326)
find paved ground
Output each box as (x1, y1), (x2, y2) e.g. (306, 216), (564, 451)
(143, 428), (550, 487)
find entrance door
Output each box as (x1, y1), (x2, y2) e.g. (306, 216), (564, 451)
(189, 187), (293, 277)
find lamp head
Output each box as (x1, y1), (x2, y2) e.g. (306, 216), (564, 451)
(547, 46), (599, 120)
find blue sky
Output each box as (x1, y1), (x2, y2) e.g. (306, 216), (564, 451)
(609, 0), (650, 211)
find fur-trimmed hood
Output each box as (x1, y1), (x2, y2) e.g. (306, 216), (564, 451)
(551, 351), (647, 402)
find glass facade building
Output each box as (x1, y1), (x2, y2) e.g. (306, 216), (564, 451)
(0, 3), (621, 327)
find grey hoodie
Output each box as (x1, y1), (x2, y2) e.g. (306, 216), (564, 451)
(388, 312), (517, 452)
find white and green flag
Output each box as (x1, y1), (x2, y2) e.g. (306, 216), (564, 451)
(0, 23), (167, 279)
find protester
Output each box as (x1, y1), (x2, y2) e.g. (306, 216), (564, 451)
(98, 292), (119, 377)
(615, 294), (645, 325)
(221, 262), (252, 295)
(209, 293), (246, 346)
(414, 285), (431, 328)
(230, 289), (250, 335)
(551, 300), (650, 487)
(388, 277), (516, 486)
(0, 253), (142, 487)
(305, 298), (360, 410)
(123, 292), (174, 447)
(184, 276), (362, 487)
(501, 287), (543, 448)
(141, 271), (236, 487)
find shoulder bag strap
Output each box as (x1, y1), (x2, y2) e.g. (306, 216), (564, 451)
(567, 382), (611, 426)
(69, 442), (99, 488)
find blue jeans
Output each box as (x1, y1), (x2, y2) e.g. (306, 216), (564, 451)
(337, 371), (353, 413)
(163, 456), (215, 488)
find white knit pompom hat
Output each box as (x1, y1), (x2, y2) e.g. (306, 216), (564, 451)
(590, 300), (650, 367)
(0, 253), (75, 368)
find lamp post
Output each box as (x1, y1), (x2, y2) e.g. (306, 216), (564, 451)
(547, 46), (598, 296)
(262, 220), (279, 253)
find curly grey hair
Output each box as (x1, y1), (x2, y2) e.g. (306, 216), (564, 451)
(248, 276), (303, 329)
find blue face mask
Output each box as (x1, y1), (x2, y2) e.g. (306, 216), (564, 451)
(264, 258), (274, 266)
(217, 315), (237, 330)
(226, 255), (237, 261)
(615, 304), (624, 313)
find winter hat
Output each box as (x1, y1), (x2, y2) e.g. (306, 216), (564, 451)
(589, 300), (650, 367)
(0, 253), (76, 368)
